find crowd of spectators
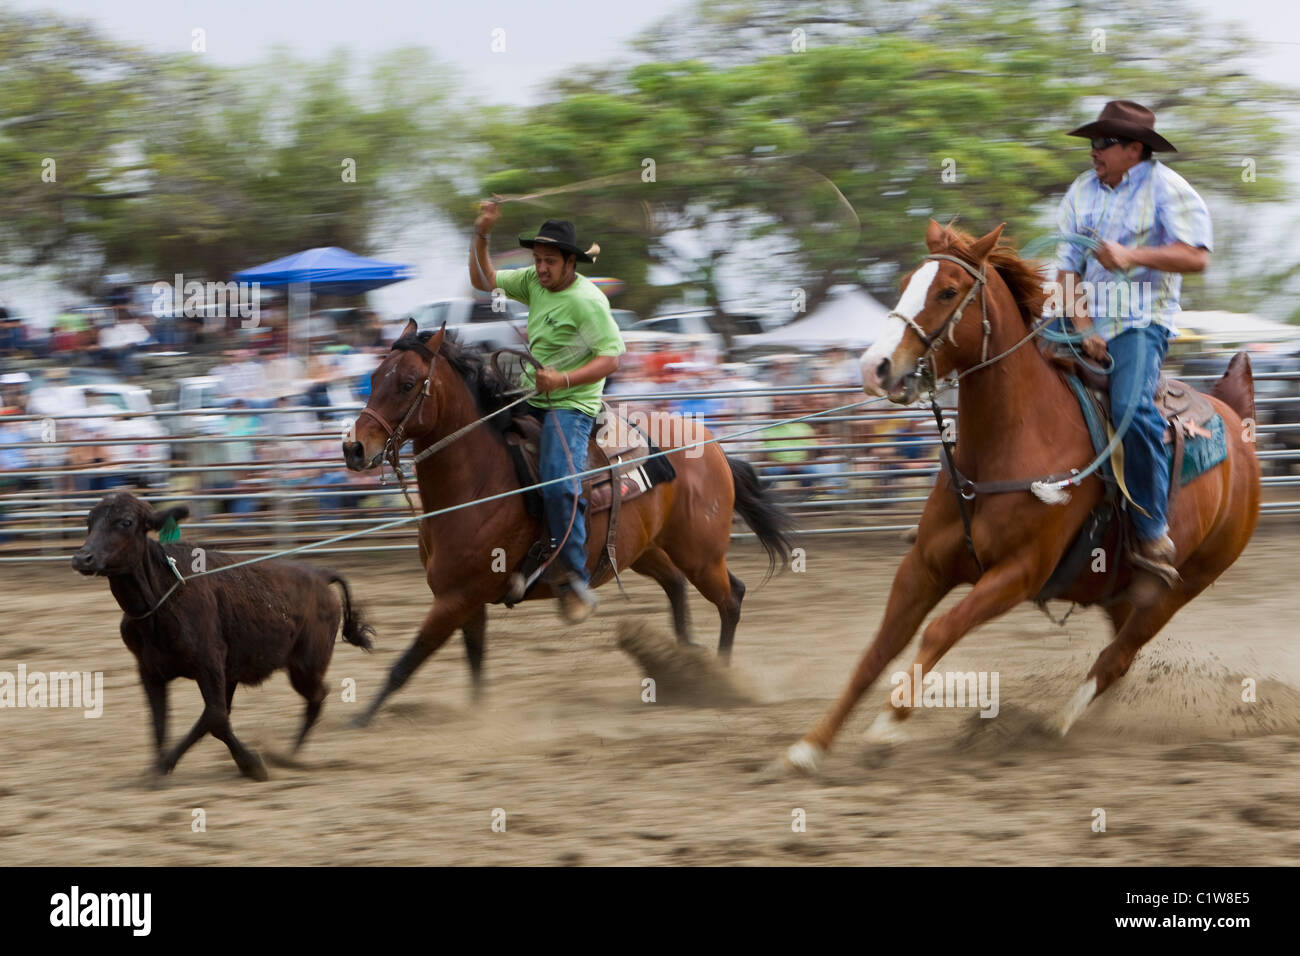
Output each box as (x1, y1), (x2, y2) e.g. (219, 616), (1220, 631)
(0, 285), (944, 550)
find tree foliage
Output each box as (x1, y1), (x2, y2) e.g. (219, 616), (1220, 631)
(1, 1), (1294, 322)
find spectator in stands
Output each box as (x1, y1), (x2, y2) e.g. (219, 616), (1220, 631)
(760, 395), (846, 493)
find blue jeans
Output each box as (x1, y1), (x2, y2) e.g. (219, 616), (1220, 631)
(1107, 325), (1171, 541)
(538, 406), (595, 583)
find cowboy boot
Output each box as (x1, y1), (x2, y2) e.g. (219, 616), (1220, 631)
(1128, 533), (1180, 607)
(558, 572), (598, 624)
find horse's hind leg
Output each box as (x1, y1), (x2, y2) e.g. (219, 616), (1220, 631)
(461, 605), (487, 703)
(719, 571), (745, 662)
(679, 558), (743, 664)
(631, 547), (692, 644)
(1059, 592), (1190, 735)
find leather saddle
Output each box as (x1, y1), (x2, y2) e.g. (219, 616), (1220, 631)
(502, 403), (658, 516)
(1033, 347), (1249, 611)
(495, 403), (672, 606)
(1042, 345), (1219, 442)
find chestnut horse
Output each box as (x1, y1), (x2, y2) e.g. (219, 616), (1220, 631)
(343, 321), (793, 725)
(786, 220), (1260, 771)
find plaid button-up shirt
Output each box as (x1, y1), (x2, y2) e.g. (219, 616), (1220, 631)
(1055, 159), (1213, 340)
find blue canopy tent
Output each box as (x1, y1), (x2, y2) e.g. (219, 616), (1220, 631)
(234, 246), (414, 295)
(234, 246), (414, 359)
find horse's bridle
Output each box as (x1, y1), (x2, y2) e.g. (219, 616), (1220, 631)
(893, 253), (993, 367)
(355, 342), (541, 512)
(357, 339), (438, 474)
(886, 252), (991, 573)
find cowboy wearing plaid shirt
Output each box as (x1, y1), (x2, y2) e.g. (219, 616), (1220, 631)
(1052, 100), (1212, 604)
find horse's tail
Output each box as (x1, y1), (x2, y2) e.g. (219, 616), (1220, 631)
(329, 573), (376, 651)
(727, 455), (796, 582)
(1211, 351), (1257, 445)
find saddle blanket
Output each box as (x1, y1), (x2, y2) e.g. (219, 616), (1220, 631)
(1063, 374), (1226, 488)
(1167, 412), (1226, 485)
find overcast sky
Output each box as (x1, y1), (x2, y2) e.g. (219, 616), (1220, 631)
(4, 0), (1297, 317)
(7, 0), (682, 106)
(9, 0), (1300, 100)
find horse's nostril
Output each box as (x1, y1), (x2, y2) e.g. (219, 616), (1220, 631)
(876, 358), (891, 383)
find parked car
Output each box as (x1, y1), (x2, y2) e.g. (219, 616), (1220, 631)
(398, 298), (529, 350)
(27, 382), (171, 486)
(166, 376), (231, 438)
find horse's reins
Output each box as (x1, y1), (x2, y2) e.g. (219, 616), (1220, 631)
(907, 236), (1149, 572)
(890, 252), (993, 571)
(358, 341), (540, 513)
(361, 341), (590, 597)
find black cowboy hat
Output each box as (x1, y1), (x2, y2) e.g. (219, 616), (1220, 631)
(1067, 100), (1177, 153)
(519, 219), (600, 263)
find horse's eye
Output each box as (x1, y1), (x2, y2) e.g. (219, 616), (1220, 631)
(402, 381), (415, 392)
(119, 518), (133, 529)
(940, 288), (958, 301)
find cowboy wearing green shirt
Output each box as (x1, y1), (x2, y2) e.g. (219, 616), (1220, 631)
(469, 203), (626, 623)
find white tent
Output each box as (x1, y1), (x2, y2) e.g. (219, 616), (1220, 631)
(736, 285), (890, 350)
(1175, 311), (1300, 345)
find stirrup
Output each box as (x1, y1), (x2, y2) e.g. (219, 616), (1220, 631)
(500, 539), (552, 607)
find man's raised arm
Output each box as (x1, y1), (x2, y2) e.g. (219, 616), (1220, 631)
(469, 200), (500, 292)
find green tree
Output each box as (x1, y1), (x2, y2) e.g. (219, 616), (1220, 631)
(0, 10), (465, 293)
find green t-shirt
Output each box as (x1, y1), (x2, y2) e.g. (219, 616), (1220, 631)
(495, 267), (626, 417)
(762, 422), (814, 464)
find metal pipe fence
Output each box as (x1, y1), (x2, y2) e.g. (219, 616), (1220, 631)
(3, 375), (1299, 563)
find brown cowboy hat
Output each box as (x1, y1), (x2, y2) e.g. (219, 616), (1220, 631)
(1067, 100), (1177, 153)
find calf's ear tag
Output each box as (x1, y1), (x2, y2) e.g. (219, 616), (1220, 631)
(158, 516), (181, 543)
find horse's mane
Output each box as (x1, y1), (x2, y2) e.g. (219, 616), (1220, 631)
(391, 330), (516, 415)
(934, 225), (1049, 327)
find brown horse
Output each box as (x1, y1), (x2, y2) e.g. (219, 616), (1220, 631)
(342, 321), (793, 725)
(785, 220), (1260, 771)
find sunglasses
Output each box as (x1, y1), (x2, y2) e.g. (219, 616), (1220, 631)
(1090, 136), (1133, 151)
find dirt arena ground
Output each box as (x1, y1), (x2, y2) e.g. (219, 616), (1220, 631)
(3, 529), (1298, 866)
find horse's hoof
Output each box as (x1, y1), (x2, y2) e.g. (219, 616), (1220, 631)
(784, 740), (824, 775)
(349, 711), (373, 729)
(1058, 678), (1097, 736)
(240, 757), (270, 782)
(145, 767), (170, 790)
(864, 711), (909, 745)
(504, 572), (526, 605)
